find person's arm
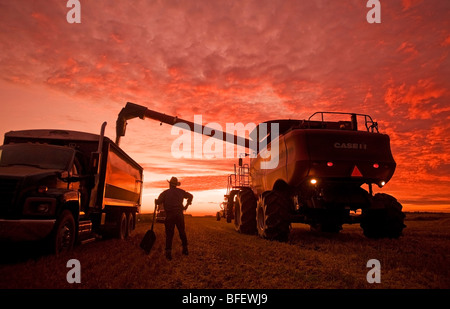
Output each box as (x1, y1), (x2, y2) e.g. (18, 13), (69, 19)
(155, 191), (165, 208)
(184, 191), (193, 210)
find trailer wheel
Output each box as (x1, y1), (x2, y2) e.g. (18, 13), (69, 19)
(256, 190), (291, 242)
(117, 212), (128, 239)
(234, 188), (257, 234)
(361, 193), (406, 239)
(52, 210), (76, 255)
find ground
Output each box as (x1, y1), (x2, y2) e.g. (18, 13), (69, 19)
(0, 212), (449, 289)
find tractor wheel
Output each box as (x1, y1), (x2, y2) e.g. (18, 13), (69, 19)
(361, 193), (406, 239)
(234, 188), (257, 234)
(256, 190), (291, 242)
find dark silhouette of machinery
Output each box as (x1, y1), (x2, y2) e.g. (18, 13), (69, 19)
(0, 122), (143, 254)
(116, 102), (405, 241)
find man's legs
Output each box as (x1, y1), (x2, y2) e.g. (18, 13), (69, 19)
(164, 214), (176, 260)
(175, 212), (188, 255)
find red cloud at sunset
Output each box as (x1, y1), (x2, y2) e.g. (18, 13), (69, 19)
(0, 0), (449, 214)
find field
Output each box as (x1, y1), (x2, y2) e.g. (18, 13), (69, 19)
(0, 212), (449, 290)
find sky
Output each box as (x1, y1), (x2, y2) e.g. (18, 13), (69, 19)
(0, 0), (449, 215)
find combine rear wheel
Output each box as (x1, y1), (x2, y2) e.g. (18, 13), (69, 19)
(234, 188), (257, 234)
(256, 190), (292, 242)
(361, 193), (406, 238)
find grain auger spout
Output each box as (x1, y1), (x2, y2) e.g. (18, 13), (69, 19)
(115, 102), (251, 148)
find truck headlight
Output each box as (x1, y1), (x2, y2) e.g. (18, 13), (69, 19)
(23, 198), (56, 216)
(38, 185), (48, 193)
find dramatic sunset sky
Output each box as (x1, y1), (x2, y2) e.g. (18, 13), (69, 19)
(0, 0), (449, 214)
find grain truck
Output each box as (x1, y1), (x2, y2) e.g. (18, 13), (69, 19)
(116, 102), (406, 241)
(0, 122), (143, 254)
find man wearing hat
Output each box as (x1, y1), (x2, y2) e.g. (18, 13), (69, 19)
(156, 176), (193, 260)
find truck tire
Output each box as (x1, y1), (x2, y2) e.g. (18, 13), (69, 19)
(51, 210), (76, 255)
(117, 212), (128, 240)
(256, 190), (291, 242)
(234, 188), (257, 234)
(126, 212), (134, 238)
(361, 193), (406, 239)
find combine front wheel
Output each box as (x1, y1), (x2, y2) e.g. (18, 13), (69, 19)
(256, 190), (291, 242)
(234, 188), (257, 234)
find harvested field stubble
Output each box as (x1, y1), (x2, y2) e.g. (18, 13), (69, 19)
(0, 212), (449, 289)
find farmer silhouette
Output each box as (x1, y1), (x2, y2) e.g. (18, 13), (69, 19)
(156, 177), (193, 260)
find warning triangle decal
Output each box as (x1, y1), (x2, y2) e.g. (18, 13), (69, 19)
(351, 165), (363, 177)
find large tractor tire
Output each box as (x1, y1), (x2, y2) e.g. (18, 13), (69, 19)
(361, 193), (406, 239)
(234, 188), (257, 234)
(256, 190), (292, 242)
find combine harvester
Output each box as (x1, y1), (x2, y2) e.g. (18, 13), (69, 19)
(116, 102), (405, 241)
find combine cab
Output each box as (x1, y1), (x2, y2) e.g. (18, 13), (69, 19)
(116, 103), (406, 241)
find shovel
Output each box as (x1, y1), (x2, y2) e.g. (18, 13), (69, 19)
(140, 199), (158, 254)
